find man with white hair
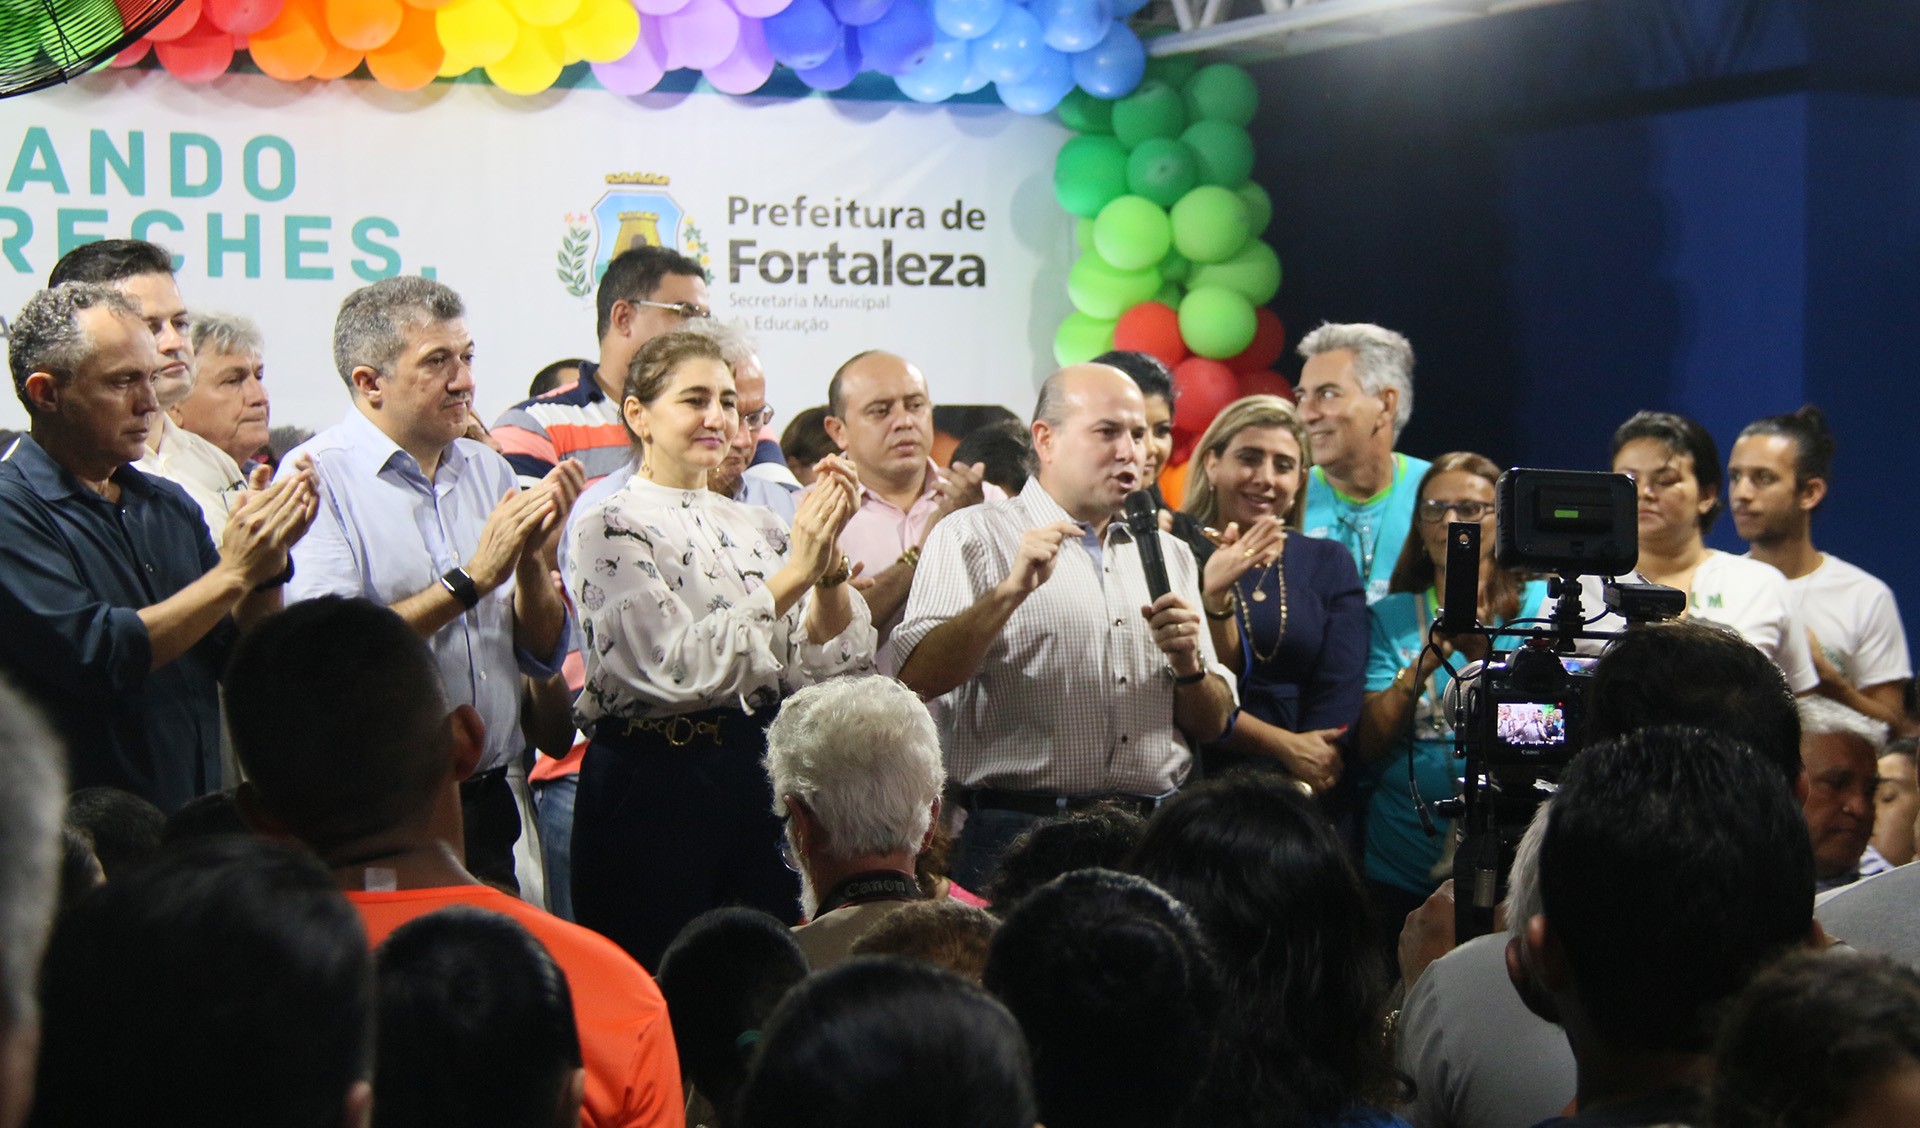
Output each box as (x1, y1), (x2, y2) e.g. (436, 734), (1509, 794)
(0, 683), (66, 1128)
(764, 675), (945, 970)
(1798, 694), (1889, 892)
(1295, 323), (1428, 603)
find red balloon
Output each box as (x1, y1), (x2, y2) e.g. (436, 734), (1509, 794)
(147, 0), (204, 40)
(1225, 307), (1285, 375)
(155, 15), (236, 81)
(207, 0), (287, 34)
(1237, 369), (1295, 403)
(1112, 301), (1187, 370)
(1172, 357), (1237, 440)
(110, 39), (152, 65)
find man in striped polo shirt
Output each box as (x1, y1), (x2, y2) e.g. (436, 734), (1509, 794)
(493, 244), (713, 489)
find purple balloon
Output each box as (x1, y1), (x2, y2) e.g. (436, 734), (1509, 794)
(705, 15), (775, 92)
(857, 0), (932, 76)
(762, 0), (841, 68)
(660, 0), (741, 68)
(830, 0), (890, 27)
(796, 26), (862, 88)
(633, 0), (689, 15)
(592, 25), (667, 92)
(729, 0), (791, 17)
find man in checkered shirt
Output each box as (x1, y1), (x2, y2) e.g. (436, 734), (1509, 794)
(894, 363), (1236, 890)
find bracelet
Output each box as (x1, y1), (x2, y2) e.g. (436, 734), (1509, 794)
(816, 553), (852, 589)
(897, 547), (920, 570)
(1203, 592), (1236, 621)
(1172, 668), (1207, 686)
(1392, 666), (1420, 694)
(252, 559), (295, 593)
(439, 567), (482, 610)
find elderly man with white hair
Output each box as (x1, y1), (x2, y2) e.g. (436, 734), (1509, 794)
(764, 675), (945, 970)
(1798, 694), (1890, 893)
(1295, 322), (1428, 604)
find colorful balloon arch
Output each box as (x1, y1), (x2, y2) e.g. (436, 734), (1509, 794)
(93, 0), (1151, 104)
(1050, 57), (1287, 469)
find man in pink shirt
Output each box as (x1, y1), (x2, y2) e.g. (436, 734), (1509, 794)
(821, 350), (1004, 670)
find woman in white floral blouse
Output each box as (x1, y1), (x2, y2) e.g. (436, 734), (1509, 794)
(566, 330), (875, 968)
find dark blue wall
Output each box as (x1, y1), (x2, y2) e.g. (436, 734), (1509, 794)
(1250, 0), (1920, 645)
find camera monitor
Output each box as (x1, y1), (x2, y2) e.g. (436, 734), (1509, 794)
(1495, 469), (1638, 577)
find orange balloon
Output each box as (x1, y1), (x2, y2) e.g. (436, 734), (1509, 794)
(248, 0), (327, 78)
(1158, 458), (1189, 509)
(146, 0), (204, 41)
(312, 36), (365, 76)
(325, 0), (404, 49)
(367, 5), (445, 88)
(401, 0), (458, 12)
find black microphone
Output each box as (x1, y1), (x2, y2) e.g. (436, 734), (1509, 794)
(1437, 519), (1480, 633)
(1124, 490), (1171, 602)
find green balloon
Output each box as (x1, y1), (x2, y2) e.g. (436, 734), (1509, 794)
(1075, 216), (1097, 252)
(1111, 79), (1187, 151)
(1054, 312), (1118, 367)
(1159, 246), (1191, 284)
(1170, 185), (1251, 265)
(1155, 281), (1184, 308)
(1189, 239), (1281, 305)
(1182, 63), (1258, 126)
(1053, 135), (1130, 220)
(1236, 181), (1273, 236)
(1068, 250), (1164, 320)
(1056, 88), (1115, 135)
(1092, 195), (1172, 272)
(1125, 137), (1199, 209)
(1179, 286), (1258, 359)
(1181, 120), (1254, 188)
(1143, 45), (1198, 89)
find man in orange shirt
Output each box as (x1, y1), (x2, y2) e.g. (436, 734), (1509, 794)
(224, 595), (684, 1128)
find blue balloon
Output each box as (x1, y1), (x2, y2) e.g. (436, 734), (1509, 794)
(1033, 0), (1108, 53)
(974, 3), (1042, 84)
(996, 43), (1073, 113)
(956, 40), (992, 92)
(831, 0), (893, 27)
(764, 0), (844, 70)
(1070, 19), (1144, 97)
(1108, 0), (1148, 16)
(931, 0), (1000, 40)
(858, 0), (935, 75)
(797, 27), (864, 89)
(895, 32), (969, 101)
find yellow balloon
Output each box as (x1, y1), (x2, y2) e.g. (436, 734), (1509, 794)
(508, 0), (580, 28)
(437, 36), (476, 74)
(559, 0), (637, 63)
(485, 23), (563, 92)
(435, 0), (519, 65)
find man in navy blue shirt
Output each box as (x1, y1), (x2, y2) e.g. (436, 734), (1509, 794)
(0, 283), (316, 812)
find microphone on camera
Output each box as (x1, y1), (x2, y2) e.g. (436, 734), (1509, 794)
(1124, 490), (1172, 602)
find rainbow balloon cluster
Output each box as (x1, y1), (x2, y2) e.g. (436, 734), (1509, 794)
(101, 0), (1148, 103)
(1051, 59), (1288, 449)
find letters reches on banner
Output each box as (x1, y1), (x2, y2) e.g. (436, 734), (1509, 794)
(725, 194), (987, 290)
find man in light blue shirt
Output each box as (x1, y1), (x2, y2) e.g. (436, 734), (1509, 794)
(283, 276), (583, 903)
(1295, 322), (1430, 604)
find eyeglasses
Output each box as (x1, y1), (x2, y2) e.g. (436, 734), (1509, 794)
(1417, 499), (1494, 523)
(740, 405), (776, 430)
(632, 299), (712, 321)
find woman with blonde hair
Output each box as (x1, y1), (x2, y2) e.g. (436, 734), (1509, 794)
(1182, 395), (1366, 789)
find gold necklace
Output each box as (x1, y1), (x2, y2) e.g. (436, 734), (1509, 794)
(1237, 541), (1289, 666)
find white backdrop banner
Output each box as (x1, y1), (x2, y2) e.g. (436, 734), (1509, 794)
(0, 71), (1072, 434)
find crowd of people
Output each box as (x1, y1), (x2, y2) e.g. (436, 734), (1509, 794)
(4, 238), (1920, 1128)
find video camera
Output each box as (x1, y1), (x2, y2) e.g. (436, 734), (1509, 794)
(1423, 469), (1686, 941)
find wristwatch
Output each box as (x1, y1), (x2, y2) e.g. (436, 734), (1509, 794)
(816, 553), (853, 589)
(439, 567), (482, 610)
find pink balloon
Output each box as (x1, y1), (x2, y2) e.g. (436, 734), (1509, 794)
(728, 0), (790, 18)
(704, 14), (772, 92)
(659, 0), (738, 68)
(591, 18), (666, 91)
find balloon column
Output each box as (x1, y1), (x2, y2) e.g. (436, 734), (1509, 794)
(113, 0), (1150, 104)
(1050, 58), (1287, 462)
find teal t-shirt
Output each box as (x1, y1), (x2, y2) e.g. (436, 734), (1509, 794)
(1360, 580), (1550, 896)
(1302, 453), (1432, 605)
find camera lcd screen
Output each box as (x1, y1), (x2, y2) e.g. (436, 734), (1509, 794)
(1496, 702), (1568, 747)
